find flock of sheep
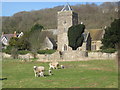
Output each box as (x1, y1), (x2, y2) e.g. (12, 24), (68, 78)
(33, 62), (64, 77)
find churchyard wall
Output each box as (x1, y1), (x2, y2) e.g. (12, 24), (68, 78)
(1, 51), (117, 61)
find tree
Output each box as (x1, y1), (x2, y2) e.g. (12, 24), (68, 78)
(16, 32), (31, 50)
(2, 2), (119, 33)
(8, 37), (19, 59)
(9, 33), (30, 51)
(102, 19), (120, 49)
(68, 24), (85, 50)
(31, 23), (44, 32)
(29, 24), (44, 58)
(8, 34), (31, 59)
(9, 37), (19, 47)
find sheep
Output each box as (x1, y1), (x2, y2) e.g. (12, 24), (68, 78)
(60, 65), (64, 69)
(49, 62), (59, 69)
(39, 71), (44, 77)
(33, 66), (45, 77)
(48, 69), (52, 75)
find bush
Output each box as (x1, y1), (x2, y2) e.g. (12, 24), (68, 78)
(18, 50), (30, 55)
(98, 48), (116, 53)
(2, 46), (12, 54)
(37, 49), (56, 54)
(11, 47), (18, 59)
(2, 46), (30, 55)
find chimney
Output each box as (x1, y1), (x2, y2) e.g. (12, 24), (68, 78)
(2, 32), (4, 36)
(13, 31), (17, 37)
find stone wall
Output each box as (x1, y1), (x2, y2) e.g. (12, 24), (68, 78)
(1, 53), (11, 58)
(36, 51), (117, 61)
(62, 51), (88, 61)
(88, 52), (117, 59)
(1, 51), (117, 61)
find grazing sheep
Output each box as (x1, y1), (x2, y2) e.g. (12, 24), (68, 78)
(49, 62), (59, 69)
(33, 66), (45, 77)
(61, 65), (64, 69)
(48, 69), (52, 75)
(39, 71), (44, 77)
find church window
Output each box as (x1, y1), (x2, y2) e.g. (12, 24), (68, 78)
(64, 44), (67, 51)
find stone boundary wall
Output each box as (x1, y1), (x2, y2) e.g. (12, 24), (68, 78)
(1, 51), (117, 61)
(62, 51), (88, 61)
(88, 52), (117, 59)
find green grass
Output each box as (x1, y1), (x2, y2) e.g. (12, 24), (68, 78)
(2, 58), (118, 88)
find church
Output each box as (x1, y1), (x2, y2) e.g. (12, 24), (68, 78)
(43, 3), (104, 52)
(57, 4), (92, 51)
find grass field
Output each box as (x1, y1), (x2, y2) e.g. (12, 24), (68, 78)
(2, 58), (118, 88)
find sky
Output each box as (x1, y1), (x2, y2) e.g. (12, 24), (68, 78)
(1, 1), (118, 16)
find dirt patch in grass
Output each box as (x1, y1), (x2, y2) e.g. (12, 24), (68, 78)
(78, 65), (89, 67)
(88, 67), (113, 71)
(65, 64), (89, 68)
(85, 83), (98, 88)
(63, 64), (75, 68)
(70, 87), (81, 88)
(45, 80), (68, 82)
(80, 78), (88, 80)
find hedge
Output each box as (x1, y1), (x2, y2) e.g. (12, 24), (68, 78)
(37, 49), (56, 54)
(98, 48), (116, 53)
(18, 50), (30, 55)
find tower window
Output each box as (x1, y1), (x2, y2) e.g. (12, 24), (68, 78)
(64, 21), (66, 24)
(64, 44), (67, 51)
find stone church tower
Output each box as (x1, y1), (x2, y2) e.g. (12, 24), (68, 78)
(57, 4), (78, 51)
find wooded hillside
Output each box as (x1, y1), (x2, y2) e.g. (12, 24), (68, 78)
(2, 2), (119, 33)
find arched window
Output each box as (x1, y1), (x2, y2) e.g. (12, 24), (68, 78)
(64, 44), (67, 51)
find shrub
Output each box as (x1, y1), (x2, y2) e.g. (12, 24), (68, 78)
(98, 48), (116, 53)
(18, 50), (30, 55)
(37, 49), (56, 54)
(11, 47), (18, 59)
(2, 46), (12, 54)
(2, 46), (30, 55)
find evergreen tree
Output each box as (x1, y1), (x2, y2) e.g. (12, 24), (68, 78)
(68, 24), (85, 50)
(102, 19), (120, 49)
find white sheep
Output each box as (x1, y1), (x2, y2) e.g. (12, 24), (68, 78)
(49, 62), (59, 69)
(33, 66), (45, 77)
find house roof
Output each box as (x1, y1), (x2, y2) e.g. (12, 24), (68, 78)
(61, 3), (72, 11)
(87, 29), (104, 41)
(41, 30), (57, 41)
(82, 31), (90, 42)
(48, 37), (57, 46)
(1, 34), (14, 41)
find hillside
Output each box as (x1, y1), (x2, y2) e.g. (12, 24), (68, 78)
(2, 2), (119, 33)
